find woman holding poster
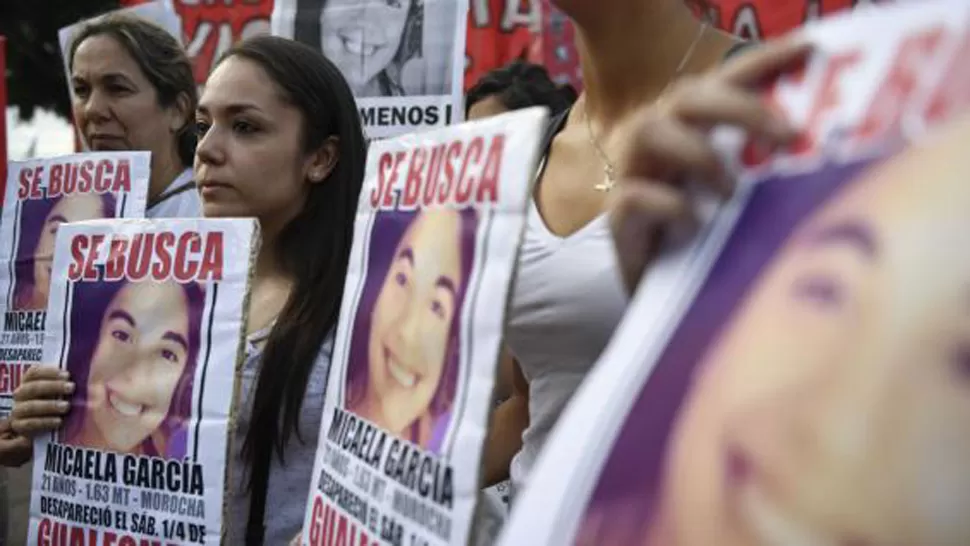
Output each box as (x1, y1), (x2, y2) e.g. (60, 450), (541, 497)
(12, 35), (367, 545)
(483, 0), (808, 502)
(60, 278), (205, 458)
(66, 14), (203, 218)
(13, 193), (117, 310)
(345, 207), (477, 452)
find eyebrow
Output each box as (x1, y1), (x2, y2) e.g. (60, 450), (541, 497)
(72, 72), (134, 85)
(45, 214), (68, 225)
(800, 219), (879, 258)
(396, 247), (459, 299)
(196, 103), (264, 116)
(107, 310), (189, 352)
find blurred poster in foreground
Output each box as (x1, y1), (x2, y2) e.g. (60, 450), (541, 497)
(688, 0), (889, 40)
(273, 0), (470, 140)
(299, 107), (547, 546)
(499, 2), (970, 545)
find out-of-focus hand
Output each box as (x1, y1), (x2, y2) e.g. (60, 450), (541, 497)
(609, 38), (811, 293)
(10, 365), (74, 437)
(0, 418), (31, 467)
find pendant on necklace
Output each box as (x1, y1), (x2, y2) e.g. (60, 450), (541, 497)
(594, 165), (616, 192)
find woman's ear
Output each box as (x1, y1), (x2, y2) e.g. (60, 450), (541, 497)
(168, 91), (193, 134)
(306, 136), (340, 184)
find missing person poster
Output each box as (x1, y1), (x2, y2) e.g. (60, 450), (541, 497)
(271, 0), (470, 140)
(498, 2), (970, 545)
(0, 152), (150, 418)
(27, 217), (258, 545)
(299, 107), (547, 546)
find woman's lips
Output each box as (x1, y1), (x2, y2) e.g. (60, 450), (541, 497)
(105, 387), (145, 418)
(88, 135), (127, 150)
(383, 346), (418, 388)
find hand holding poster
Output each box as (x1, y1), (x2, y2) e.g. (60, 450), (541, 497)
(0, 153), (150, 418)
(27, 217), (258, 545)
(300, 107), (547, 546)
(271, 0), (470, 140)
(499, 2), (970, 545)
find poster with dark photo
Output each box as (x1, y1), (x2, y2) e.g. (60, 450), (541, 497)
(272, 0), (468, 139)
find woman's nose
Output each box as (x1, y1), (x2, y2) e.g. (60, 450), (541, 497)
(82, 89), (112, 124)
(393, 303), (424, 355)
(194, 124), (225, 166)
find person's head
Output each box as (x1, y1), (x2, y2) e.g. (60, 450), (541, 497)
(663, 119), (970, 545)
(466, 61), (577, 120)
(69, 14), (197, 173)
(347, 208), (477, 448)
(197, 34), (366, 463)
(63, 279), (205, 457)
(14, 193), (116, 310)
(316, 0), (419, 94)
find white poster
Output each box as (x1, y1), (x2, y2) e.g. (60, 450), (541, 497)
(499, 2), (970, 545)
(271, 0), (469, 140)
(27, 217), (257, 545)
(299, 107), (547, 546)
(0, 152), (150, 418)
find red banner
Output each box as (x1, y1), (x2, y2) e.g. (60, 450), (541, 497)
(464, 0), (543, 90)
(539, 0), (581, 93)
(1, 35), (7, 205)
(688, 0), (880, 39)
(121, 0), (273, 85)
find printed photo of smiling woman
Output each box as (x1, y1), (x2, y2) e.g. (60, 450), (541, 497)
(285, 0), (457, 98)
(60, 277), (206, 458)
(344, 207), (478, 453)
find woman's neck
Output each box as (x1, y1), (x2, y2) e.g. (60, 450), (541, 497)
(149, 149), (184, 203)
(576, 1), (732, 127)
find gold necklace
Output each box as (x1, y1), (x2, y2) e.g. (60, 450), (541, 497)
(586, 22), (710, 193)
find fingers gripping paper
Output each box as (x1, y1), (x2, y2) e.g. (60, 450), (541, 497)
(27, 218), (258, 546)
(299, 107), (547, 546)
(0, 153), (150, 418)
(499, 2), (970, 545)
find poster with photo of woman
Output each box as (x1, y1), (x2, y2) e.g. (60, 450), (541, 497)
(300, 107), (547, 546)
(497, 2), (970, 545)
(0, 152), (150, 418)
(271, 0), (468, 140)
(27, 217), (258, 546)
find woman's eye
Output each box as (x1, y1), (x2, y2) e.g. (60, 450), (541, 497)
(233, 120), (258, 134)
(160, 349), (178, 363)
(394, 271), (408, 287)
(430, 299), (445, 319)
(194, 121), (210, 137)
(111, 330), (131, 343)
(107, 85), (130, 95)
(387, 0), (403, 7)
(790, 274), (846, 310)
(72, 86), (89, 98)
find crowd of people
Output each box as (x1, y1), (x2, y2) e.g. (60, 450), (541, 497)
(1, 0), (819, 543)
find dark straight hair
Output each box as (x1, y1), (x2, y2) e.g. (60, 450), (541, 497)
(212, 35), (366, 544)
(68, 13), (198, 167)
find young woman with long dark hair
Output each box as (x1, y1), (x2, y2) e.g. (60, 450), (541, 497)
(11, 35), (366, 544)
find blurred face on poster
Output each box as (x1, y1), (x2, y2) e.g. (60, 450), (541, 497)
(364, 209), (463, 442)
(19, 194), (109, 311)
(661, 118), (970, 545)
(81, 281), (192, 454)
(70, 35), (184, 160)
(320, 0), (413, 94)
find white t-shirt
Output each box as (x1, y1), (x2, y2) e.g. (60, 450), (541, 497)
(147, 168), (203, 219)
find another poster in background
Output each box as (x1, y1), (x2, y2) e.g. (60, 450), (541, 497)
(464, 0), (542, 91)
(686, 0), (888, 40)
(0, 152), (150, 418)
(57, 1), (184, 119)
(498, 2), (970, 545)
(27, 217), (258, 545)
(299, 107), (547, 546)
(538, 0), (582, 92)
(272, 0), (470, 140)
